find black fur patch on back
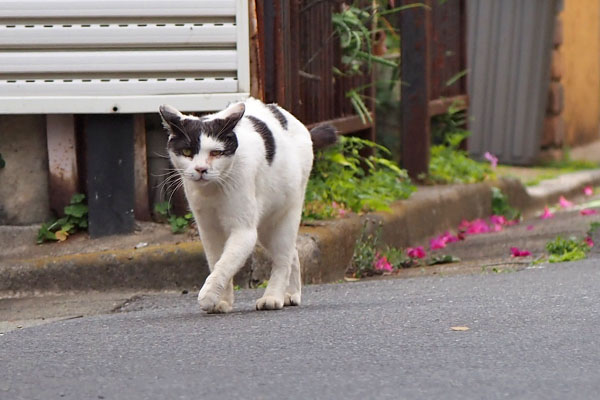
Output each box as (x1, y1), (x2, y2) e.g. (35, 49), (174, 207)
(267, 103), (288, 130)
(246, 115), (276, 164)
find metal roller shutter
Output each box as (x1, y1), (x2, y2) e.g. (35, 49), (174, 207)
(0, 0), (250, 113)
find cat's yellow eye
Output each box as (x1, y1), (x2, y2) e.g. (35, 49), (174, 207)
(210, 150), (224, 157)
(182, 148), (193, 157)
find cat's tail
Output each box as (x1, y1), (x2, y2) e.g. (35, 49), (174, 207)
(309, 124), (337, 152)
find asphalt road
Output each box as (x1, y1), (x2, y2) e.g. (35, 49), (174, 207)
(2, 257), (600, 400)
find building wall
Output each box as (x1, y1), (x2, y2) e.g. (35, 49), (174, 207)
(0, 115), (52, 225)
(561, 0), (600, 146)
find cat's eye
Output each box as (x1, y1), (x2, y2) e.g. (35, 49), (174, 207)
(181, 148), (193, 157)
(210, 150), (224, 157)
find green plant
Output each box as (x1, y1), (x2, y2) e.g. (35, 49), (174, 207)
(37, 193), (88, 243)
(427, 131), (494, 184)
(545, 236), (590, 263)
(332, 2), (428, 122)
(431, 101), (467, 145)
(257, 280), (269, 289)
(588, 222), (600, 238)
(0, 153), (5, 168)
(491, 187), (521, 221)
(350, 220), (382, 278)
(154, 201), (194, 234)
(303, 136), (415, 220)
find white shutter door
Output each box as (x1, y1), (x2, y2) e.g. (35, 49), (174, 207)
(0, 0), (250, 113)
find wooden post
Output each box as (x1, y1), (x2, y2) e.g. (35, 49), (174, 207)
(400, 0), (432, 180)
(84, 115), (135, 238)
(46, 114), (79, 216)
(133, 114), (151, 221)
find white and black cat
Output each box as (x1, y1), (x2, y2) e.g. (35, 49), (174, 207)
(159, 98), (336, 313)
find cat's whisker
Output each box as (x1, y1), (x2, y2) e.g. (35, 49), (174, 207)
(152, 151), (171, 159)
(167, 180), (185, 209)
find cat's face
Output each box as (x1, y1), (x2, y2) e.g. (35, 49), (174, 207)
(159, 103), (245, 186)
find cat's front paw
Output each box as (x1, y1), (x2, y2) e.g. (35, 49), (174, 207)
(284, 292), (301, 307)
(198, 286), (221, 313)
(256, 295), (284, 311)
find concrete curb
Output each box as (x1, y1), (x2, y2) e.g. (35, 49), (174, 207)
(1, 171), (599, 297)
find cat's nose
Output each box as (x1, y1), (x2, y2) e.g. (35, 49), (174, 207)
(195, 166), (208, 175)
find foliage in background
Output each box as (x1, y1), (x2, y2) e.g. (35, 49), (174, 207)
(332, 1), (427, 122)
(431, 102), (467, 146)
(37, 194), (88, 244)
(427, 131), (494, 184)
(545, 236), (590, 263)
(154, 201), (194, 234)
(303, 136), (415, 220)
(0, 153), (5, 168)
(491, 187), (521, 221)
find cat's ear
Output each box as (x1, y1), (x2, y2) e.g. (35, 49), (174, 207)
(220, 103), (245, 131)
(159, 104), (185, 136)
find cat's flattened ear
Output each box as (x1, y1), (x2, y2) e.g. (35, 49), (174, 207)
(159, 104), (184, 135)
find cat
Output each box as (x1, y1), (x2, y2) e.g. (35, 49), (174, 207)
(159, 98), (336, 313)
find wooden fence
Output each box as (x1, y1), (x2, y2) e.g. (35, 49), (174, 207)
(251, 0), (468, 178)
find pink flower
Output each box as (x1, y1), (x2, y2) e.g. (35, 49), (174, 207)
(332, 201), (348, 217)
(580, 209), (598, 216)
(491, 223), (503, 232)
(466, 219), (490, 235)
(430, 237), (447, 250)
(526, 225), (535, 231)
(429, 231), (460, 250)
(559, 196), (573, 209)
(458, 219), (472, 231)
(584, 186), (594, 196)
(373, 254), (393, 272)
(540, 206), (554, 219)
(406, 246), (426, 259)
(510, 247), (531, 257)
(484, 152), (498, 169)
(585, 237), (595, 248)
(489, 215), (507, 226)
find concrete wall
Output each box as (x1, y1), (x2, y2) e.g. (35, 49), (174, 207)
(0, 115), (52, 225)
(561, 0), (600, 146)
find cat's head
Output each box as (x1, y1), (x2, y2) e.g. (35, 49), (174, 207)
(159, 103), (245, 186)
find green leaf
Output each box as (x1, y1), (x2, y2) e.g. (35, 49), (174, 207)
(37, 222), (58, 244)
(154, 201), (171, 217)
(64, 203), (88, 218)
(70, 193), (86, 204)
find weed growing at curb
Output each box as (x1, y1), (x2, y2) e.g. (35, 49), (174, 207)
(304, 136), (415, 221)
(37, 194), (88, 244)
(349, 220), (459, 278)
(545, 236), (590, 263)
(154, 202), (194, 234)
(491, 187), (521, 221)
